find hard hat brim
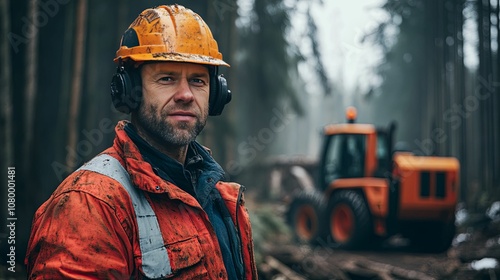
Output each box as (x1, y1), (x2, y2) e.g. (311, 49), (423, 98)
(114, 52), (230, 67)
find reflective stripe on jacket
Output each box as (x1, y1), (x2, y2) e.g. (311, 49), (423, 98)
(25, 121), (258, 279)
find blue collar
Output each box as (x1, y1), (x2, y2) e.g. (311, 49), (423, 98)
(124, 123), (225, 204)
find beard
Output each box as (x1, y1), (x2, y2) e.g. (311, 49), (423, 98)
(136, 103), (207, 147)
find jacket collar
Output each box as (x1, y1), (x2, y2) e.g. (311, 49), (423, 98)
(112, 121), (226, 207)
(124, 123), (202, 194)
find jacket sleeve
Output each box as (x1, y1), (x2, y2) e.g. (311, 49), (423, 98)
(25, 191), (135, 279)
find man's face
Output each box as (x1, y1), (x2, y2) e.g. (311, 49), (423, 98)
(135, 62), (210, 147)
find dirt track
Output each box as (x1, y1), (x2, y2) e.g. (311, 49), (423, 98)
(248, 197), (500, 280)
(258, 234), (500, 280)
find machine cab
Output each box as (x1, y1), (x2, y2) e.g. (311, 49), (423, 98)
(319, 107), (393, 190)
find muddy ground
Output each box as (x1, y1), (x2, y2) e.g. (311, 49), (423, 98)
(254, 202), (500, 280)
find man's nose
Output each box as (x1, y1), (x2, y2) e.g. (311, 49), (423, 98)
(173, 79), (194, 103)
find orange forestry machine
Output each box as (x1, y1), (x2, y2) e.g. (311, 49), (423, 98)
(287, 107), (460, 252)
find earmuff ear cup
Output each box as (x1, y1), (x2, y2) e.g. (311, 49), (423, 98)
(110, 66), (142, 114)
(208, 74), (232, 116)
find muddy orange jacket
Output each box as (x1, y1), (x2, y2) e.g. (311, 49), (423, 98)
(25, 121), (258, 279)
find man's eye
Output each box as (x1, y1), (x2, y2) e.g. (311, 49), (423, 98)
(159, 76), (173, 82)
(191, 78), (206, 85)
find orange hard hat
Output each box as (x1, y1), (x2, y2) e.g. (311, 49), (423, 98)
(114, 4), (229, 67)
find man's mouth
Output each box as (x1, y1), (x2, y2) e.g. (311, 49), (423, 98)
(169, 111), (196, 122)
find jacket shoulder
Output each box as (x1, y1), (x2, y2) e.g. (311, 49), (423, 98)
(32, 157), (137, 238)
(59, 170), (130, 204)
(48, 153), (133, 212)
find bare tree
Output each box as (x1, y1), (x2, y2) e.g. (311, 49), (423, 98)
(66, 0), (88, 170)
(477, 0), (496, 201)
(496, 0), (500, 196)
(1, 0), (13, 225)
(23, 0), (39, 179)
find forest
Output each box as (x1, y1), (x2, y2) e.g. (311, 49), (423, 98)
(0, 0), (499, 278)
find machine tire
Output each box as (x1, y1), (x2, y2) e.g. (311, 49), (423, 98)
(287, 190), (326, 245)
(327, 190), (372, 249)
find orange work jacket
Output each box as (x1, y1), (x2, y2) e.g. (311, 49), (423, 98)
(25, 121), (258, 279)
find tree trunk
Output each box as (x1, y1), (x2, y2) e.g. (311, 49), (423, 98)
(0, 0), (13, 226)
(493, 0), (500, 196)
(66, 0), (88, 170)
(23, 0), (39, 182)
(455, 0), (468, 203)
(224, 0), (239, 174)
(496, 0), (500, 193)
(54, 0), (75, 178)
(478, 0), (493, 202)
(423, 0), (441, 156)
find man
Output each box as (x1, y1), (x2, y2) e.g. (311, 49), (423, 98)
(25, 5), (257, 279)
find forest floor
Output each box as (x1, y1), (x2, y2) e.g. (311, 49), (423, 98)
(258, 234), (500, 279)
(252, 200), (500, 280)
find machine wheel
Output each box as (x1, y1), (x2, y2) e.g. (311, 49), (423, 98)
(327, 190), (372, 249)
(406, 219), (456, 253)
(287, 190), (326, 245)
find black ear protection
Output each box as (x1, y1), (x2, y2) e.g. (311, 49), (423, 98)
(110, 62), (232, 116)
(110, 63), (143, 114)
(208, 67), (232, 116)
